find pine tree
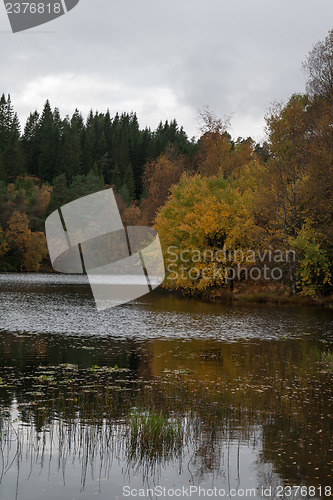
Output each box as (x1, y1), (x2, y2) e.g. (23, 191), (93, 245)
(111, 163), (122, 191)
(22, 111), (40, 175)
(0, 94), (24, 179)
(123, 164), (135, 200)
(47, 173), (68, 214)
(38, 100), (59, 182)
(0, 149), (6, 182)
(118, 184), (131, 206)
(57, 117), (82, 180)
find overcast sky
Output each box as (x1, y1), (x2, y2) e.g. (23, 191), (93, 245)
(1, 0), (332, 142)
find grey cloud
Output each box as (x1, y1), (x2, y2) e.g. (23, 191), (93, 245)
(0, 0), (332, 140)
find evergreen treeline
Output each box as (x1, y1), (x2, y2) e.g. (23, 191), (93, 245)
(0, 96), (195, 199)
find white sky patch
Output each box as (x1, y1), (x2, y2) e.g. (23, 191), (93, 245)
(14, 75), (188, 134)
(15, 74), (123, 116)
(230, 115), (267, 144)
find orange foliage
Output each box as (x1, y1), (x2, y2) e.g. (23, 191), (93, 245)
(31, 184), (52, 217)
(5, 211), (47, 271)
(121, 201), (142, 226)
(197, 108), (259, 178)
(141, 152), (187, 225)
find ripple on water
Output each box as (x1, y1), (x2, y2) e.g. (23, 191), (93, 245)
(1, 273), (333, 340)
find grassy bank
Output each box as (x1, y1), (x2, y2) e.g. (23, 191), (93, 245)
(159, 283), (333, 308)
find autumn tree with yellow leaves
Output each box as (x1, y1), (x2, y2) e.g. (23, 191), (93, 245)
(155, 174), (261, 292)
(5, 211), (47, 272)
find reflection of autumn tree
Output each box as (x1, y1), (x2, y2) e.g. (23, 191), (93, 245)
(5, 211), (47, 271)
(0, 329), (331, 488)
(147, 337), (333, 489)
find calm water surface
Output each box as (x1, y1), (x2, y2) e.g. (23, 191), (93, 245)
(0, 274), (332, 500)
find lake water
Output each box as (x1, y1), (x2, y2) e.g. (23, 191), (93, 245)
(0, 274), (332, 500)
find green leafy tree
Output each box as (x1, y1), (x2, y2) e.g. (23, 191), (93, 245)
(292, 221), (331, 296)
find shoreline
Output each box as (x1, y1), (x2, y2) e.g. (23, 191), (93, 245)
(1, 271), (333, 309)
(157, 285), (333, 309)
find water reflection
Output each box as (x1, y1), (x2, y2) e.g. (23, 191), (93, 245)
(0, 274), (332, 499)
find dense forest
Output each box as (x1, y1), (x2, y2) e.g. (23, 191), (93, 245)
(1, 30), (333, 300)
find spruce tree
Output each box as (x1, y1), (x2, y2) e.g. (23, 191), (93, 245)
(57, 118), (82, 180)
(38, 100), (59, 182)
(22, 111), (40, 176)
(47, 173), (68, 214)
(118, 184), (131, 206)
(111, 163), (122, 191)
(123, 164), (135, 200)
(0, 94), (24, 179)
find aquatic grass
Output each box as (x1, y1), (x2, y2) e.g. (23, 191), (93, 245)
(321, 349), (333, 368)
(128, 409), (184, 461)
